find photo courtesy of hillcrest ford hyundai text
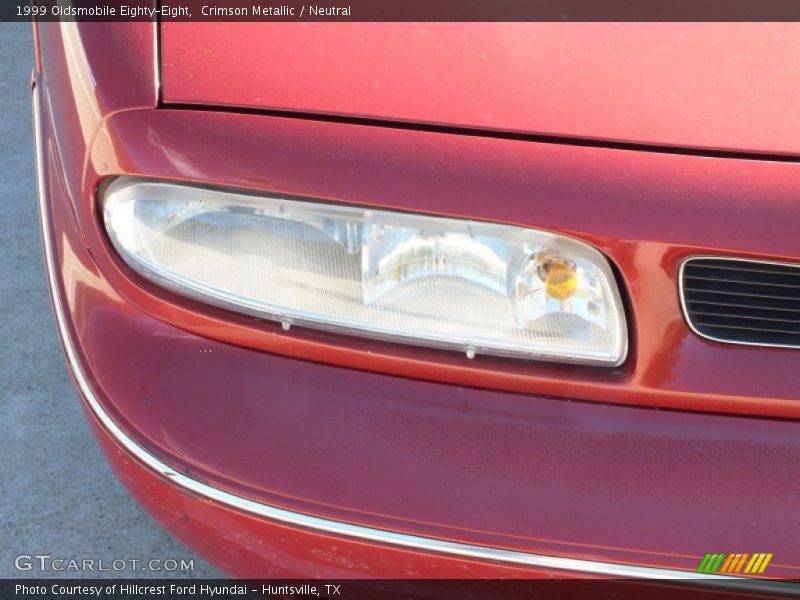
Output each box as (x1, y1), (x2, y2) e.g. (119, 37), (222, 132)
(14, 1), (800, 597)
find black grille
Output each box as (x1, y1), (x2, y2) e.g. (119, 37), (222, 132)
(681, 257), (800, 347)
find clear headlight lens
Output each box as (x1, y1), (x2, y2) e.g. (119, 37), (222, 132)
(103, 178), (627, 365)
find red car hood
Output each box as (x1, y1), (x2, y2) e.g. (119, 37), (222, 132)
(161, 23), (800, 156)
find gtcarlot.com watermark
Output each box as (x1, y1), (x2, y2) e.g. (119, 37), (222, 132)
(14, 554), (194, 573)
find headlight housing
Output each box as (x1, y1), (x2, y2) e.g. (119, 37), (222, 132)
(103, 178), (628, 366)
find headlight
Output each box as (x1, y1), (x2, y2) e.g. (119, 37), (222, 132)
(103, 178), (627, 365)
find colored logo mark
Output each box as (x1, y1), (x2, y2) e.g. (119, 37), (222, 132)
(697, 553), (773, 575)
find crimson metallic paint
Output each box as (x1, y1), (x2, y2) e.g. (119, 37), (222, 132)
(40, 121), (800, 577)
(161, 23), (800, 156)
(34, 21), (800, 579)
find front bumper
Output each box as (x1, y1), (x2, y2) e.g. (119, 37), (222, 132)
(33, 80), (800, 586)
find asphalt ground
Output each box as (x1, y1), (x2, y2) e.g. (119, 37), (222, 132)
(0, 23), (219, 579)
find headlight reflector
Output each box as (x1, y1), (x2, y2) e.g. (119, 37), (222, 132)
(103, 179), (627, 365)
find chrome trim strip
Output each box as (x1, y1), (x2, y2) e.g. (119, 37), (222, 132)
(679, 255), (800, 350)
(33, 86), (796, 592)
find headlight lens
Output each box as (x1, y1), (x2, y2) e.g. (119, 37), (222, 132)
(103, 178), (627, 365)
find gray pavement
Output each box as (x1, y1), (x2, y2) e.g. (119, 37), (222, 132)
(0, 23), (219, 579)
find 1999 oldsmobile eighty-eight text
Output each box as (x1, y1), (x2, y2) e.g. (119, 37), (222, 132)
(15, 4), (353, 18)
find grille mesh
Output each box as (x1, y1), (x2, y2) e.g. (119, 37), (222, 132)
(681, 257), (800, 347)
